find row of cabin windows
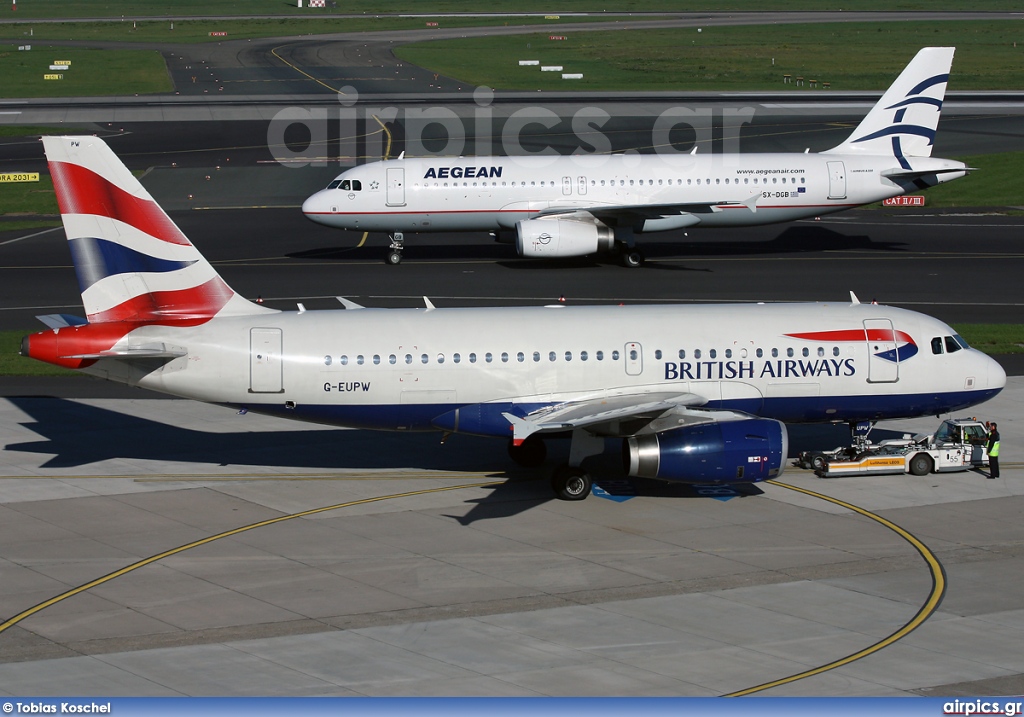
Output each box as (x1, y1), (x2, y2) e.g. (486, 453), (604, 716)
(329, 177), (806, 192)
(412, 177), (807, 189)
(323, 344), (846, 367)
(326, 350), (623, 367)
(931, 335), (969, 354)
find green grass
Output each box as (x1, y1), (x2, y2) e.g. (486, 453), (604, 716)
(1, 0), (1019, 18)
(1, 176), (57, 215)
(2, 323), (1019, 378)
(953, 325), (1024, 354)
(0, 45), (172, 97)
(1, 174), (58, 215)
(0, 331), (76, 376)
(395, 21), (1024, 91)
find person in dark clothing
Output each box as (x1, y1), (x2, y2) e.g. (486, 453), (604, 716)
(986, 423), (1001, 479)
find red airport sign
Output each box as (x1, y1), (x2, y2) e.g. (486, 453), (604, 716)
(883, 196), (925, 207)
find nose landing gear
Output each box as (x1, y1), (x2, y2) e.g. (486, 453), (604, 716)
(385, 232), (404, 265)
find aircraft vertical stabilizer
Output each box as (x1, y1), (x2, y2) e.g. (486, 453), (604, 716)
(42, 135), (272, 324)
(824, 47), (955, 160)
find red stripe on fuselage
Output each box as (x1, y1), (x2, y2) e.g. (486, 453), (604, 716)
(48, 161), (191, 246)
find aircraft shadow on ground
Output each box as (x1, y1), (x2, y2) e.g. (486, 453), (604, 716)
(4, 397), (770, 524)
(287, 225), (906, 265)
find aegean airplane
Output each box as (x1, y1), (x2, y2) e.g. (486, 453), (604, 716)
(302, 47), (968, 266)
(23, 135), (1003, 500)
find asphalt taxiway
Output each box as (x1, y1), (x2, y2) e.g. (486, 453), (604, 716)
(0, 383), (1020, 696)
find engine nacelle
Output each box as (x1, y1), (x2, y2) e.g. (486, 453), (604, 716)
(623, 419), (788, 484)
(515, 218), (615, 258)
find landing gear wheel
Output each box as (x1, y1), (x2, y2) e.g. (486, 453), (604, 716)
(621, 248), (645, 268)
(507, 436), (547, 468)
(909, 453), (934, 476)
(551, 464), (592, 501)
(385, 232), (405, 265)
(809, 452), (827, 471)
(385, 250), (402, 265)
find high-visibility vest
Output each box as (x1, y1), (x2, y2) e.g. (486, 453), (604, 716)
(990, 439), (1000, 457)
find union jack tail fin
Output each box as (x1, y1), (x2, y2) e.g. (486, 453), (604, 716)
(42, 135), (272, 325)
(824, 47), (955, 159)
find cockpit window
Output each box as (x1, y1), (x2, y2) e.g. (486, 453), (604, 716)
(327, 180), (342, 189)
(931, 337), (943, 355)
(339, 180), (350, 190)
(953, 334), (970, 349)
(352, 180), (361, 191)
(944, 336), (962, 353)
(333, 179), (361, 191)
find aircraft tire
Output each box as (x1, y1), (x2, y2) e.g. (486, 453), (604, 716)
(385, 250), (402, 265)
(909, 453), (934, 476)
(551, 464), (592, 501)
(621, 248), (645, 268)
(809, 452), (827, 471)
(507, 436), (547, 467)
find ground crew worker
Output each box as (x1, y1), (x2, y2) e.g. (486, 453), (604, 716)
(986, 422), (1001, 479)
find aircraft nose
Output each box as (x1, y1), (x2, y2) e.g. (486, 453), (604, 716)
(302, 191), (328, 224)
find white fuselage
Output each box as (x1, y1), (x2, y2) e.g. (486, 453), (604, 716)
(87, 302), (1004, 435)
(302, 153), (966, 234)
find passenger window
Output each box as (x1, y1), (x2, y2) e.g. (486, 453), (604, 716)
(725, 349), (732, 358)
(565, 351), (573, 361)
(389, 354), (396, 365)
(932, 337), (944, 355)
(549, 351), (556, 362)
(756, 348), (763, 358)
(405, 354), (413, 364)
(787, 348), (794, 358)
(581, 351), (588, 361)
(517, 352), (525, 362)
(421, 354), (428, 364)
(655, 350), (662, 359)
(694, 349), (702, 359)
(802, 348), (809, 357)
(945, 336), (961, 353)
(486, 353), (493, 363)
(437, 354), (445, 364)
(678, 349), (686, 359)
(612, 351), (620, 360)
(454, 353), (461, 364)
(709, 349), (717, 359)
(501, 352), (509, 363)
(357, 355), (364, 365)
(596, 351), (604, 360)
(469, 353), (477, 363)
(533, 351), (541, 362)
(771, 348), (778, 358)
(340, 355), (349, 365)
(817, 347), (824, 357)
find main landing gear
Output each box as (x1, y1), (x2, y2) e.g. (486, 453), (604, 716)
(615, 228), (645, 268)
(508, 430), (605, 501)
(385, 232), (404, 265)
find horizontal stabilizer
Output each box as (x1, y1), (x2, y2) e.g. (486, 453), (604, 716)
(60, 343), (187, 360)
(36, 313), (88, 329)
(881, 166), (974, 180)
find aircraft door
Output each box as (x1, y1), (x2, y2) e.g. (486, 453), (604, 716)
(578, 176), (587, 195)
(864, 318), (899, 383)
(827, 161), (847, 199)
(625, 342), (642, 376)
(250, 327), (283, 393)
(387, 167), (405, 206)
(562, 176), (572, 195)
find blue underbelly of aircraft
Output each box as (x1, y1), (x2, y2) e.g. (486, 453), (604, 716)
(228, 386), (1001, 435)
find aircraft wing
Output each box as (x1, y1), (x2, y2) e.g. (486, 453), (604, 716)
(536, 194), (760, 221)
(501, 391), (711, 444)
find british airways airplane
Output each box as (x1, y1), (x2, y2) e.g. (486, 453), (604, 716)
(23, 135), (1003, 499)
(302, 47), (967, 266)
